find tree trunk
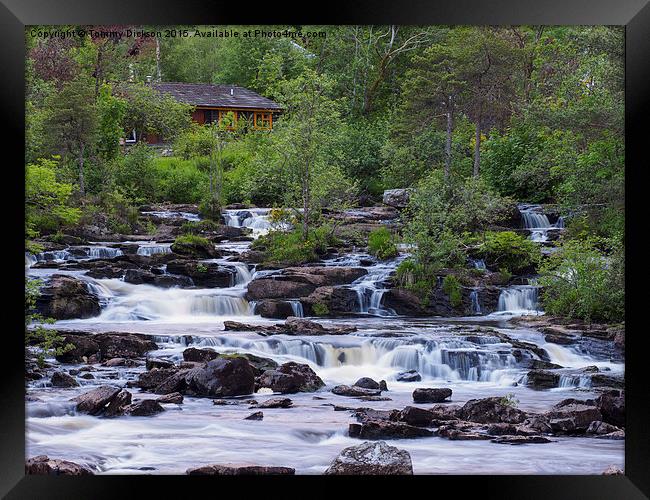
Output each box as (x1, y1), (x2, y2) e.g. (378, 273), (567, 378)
(302, 161), (310, 242)
(78, 142), (86, 196)
(444, 95), (454, 181)
(156, 38), (162, 81)
(473, 117), (481, 177)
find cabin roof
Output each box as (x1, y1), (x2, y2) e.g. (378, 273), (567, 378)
(150, 82), (282, 111)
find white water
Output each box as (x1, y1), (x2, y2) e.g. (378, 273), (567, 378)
(223, 208), (275, 237)
(349, 255), (406, 317)
(26, 208), (623, 475)
(518, 204), (565, 243)
(136, 243), (172, 256)
(494, 286), (541, 316)
(142, 210), (200, 221)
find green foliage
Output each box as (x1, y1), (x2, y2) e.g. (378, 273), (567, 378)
(312, 302), (330, 317)
(499, 393), (520, 408)
(174, 234), (211, 247)
(25, 279), (73, 367)
(478, 231), (540, 275)
(96, 83), (126, 160)
(182, 219), (220, 234)
(195, 263), (208, 273)
(253, 225), (340, 266)
(25, 158), (81, 237)
(151, 156), (209, 203)
(538, 238), (624, 322)
(367, 227), (398, 260)
(442, 275), (462, 308)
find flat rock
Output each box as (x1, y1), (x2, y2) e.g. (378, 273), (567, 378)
(25, 455), (93, 475)
(187, 464), (295, 475)
(324, 441), (413, 475)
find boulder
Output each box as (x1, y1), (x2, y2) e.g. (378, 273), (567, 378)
(456, 397), (528, 424)
(412, 388), (452, 403)
(587, 421), (622, 435)
(123, 399), (165, 416)
(244, 411), (264, 420)
(123, 269), (156, 285)
(153, 274), (194, 288)
(256, 362), (324, 394)
(146, 357), (175, 370)
(282, 266), (368, 286)
(253, 300), (298, 319)
(73, 386), (121, 415)
(165, 260), (233, 287)
(157, 392), (184, 404)
(96, 333), (158, 359)
(398, 406), (435, 427)
(396, 370), (421, 382)
(354, 377), (381, 390)
(256, 397), (293, 409)
(183, 347), (219, 363)
(185, 357), (256, 397)
(332, 385), (382, 397)
(596, 392), (625, 427)
(34, 275), (100, 320)
(25, 455), (93, 475)
(545, 403), (602, 433)
(50, 371), (79, 388)
(170, 239), (220, 259)
(490, 436), (552, 445)
(187, 464), (295, 475)
(104, 389), (132, 417)
(134, 368), (180, 391)
(324, 441), (413, 475)
(349, 420), (434, 439)
(383, 189), (413, 209)
(526, 370), (560, 390)
(302, 286), (360, 315)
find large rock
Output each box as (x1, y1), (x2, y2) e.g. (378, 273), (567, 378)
(166, 260), (233, 287)
(302, 286), (360, 315)
(55, 332), (157, 363)
(73, 386), (122, 415)
(526, 370), (560, 390)
(25, 455), (93, 475)
(134, 368), (180, 391)
(545, 403), (602, 433)
(456, 397), (528, 424)
(246, 267), (367, 301)
(185, 357), (256, 397)
(187, 464), (295, 475)
(253, 299), (300, 319)
(398, 406), (435, 427)
(413, 388), (452, 403)
(255, 397), (293, 409)
(396, 370), (421, 382)
(332, 385), (382, 397)
(51, 371), (79, 388)
(183, 347), (219, 363)
(170, 239), (220, 259)
(596, 392), (625, 428)
(349, 420), (434, 439)
(123, 399), (165, 416)
(104, 389), (133, 417)
(34, 275), (100, 320)
(324, 441), (413, 475)
(382, 189), (413, 209)
(256, 362), (324, 393)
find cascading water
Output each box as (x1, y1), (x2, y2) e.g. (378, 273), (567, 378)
(469, 290), (481, 314)
(136, 244), (172, 256)
(31, 246), (123, 263)
(495, 286), (541, 315)
(142, 210), (200, 222)
(518, 204), (565, 243)
(223, 208), (275, 237)
(349, 255), (405, 317)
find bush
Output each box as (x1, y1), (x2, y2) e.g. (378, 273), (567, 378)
(442, 275), (462, 308)
(538, 239), (624, 323)
(478, 231), (540, 275)
(151, 157), (209, 203)
(368, 227), (398, 260)
(182, 219), (221, 234)
(312, 302), (330, 316)
(173, 234), (211, 247)
(253, 225), (340, 265)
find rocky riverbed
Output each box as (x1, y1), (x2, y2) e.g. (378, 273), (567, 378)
(25, 203), (625, 475)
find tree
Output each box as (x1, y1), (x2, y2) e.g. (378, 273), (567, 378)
(44, 76), (98, 196)
(120, 82), (192, 142)
(272, 70), (354, 240)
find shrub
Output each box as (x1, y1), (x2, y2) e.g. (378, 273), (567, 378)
(538, 239), (624, 323)
(368, 227), (398, 260)
(182, 219), (220, 234)
(173, 234), (211, 247)
(478, 231), (540, 275)
(442, 275), (462, 308)
(312, 302), (330, 316)
(253, 225), (340, 265)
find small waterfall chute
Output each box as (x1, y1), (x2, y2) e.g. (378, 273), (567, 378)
(495, 286), (541, 315)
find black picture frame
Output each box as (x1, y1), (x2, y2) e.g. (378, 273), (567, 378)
(2, 1), (648, 497)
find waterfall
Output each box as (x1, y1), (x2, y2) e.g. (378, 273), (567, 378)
(222, 208), (275, 237)
(470, 290), (481, 314)
(86, 247), (123, 259)
(33, 246), (123, 262)
(470, 258), (486, 270)
(350, 256), (404, 317)
(288, 300), (304, 318)
(137, 244), (172, 256)
(518, 204), (566, 243)
(142, 210), (200, 221)
(25, 252), (38, 268)
(496, 286), (540, 314)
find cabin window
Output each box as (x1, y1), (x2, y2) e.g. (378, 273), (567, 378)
(218, 110), (238, 130)
(254, 112), (272, 130)
(125, 129), (137, 143)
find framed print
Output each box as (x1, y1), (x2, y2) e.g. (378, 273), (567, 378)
(2, 0), (649, 497)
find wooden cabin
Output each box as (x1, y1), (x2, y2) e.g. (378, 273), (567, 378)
(131, 82), (282, 144)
